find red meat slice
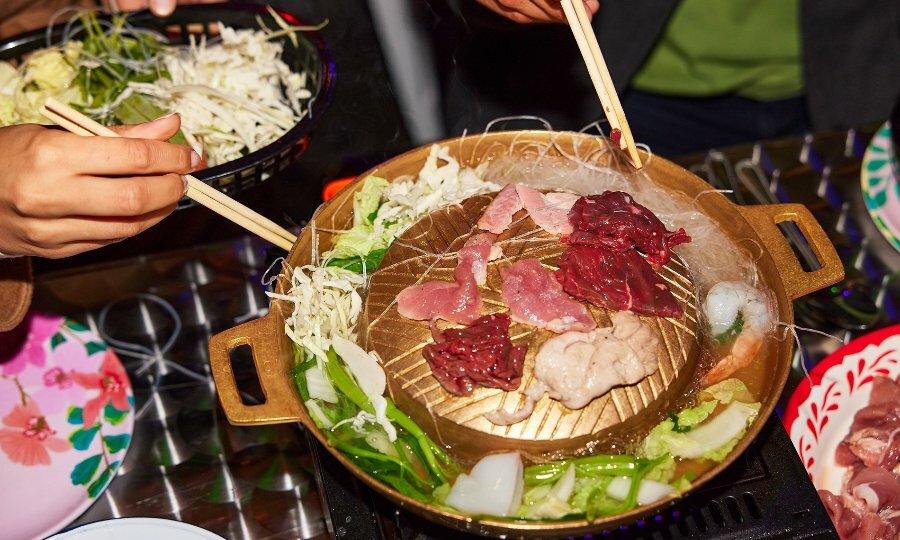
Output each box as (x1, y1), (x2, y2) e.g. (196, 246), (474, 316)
(515, 185), (579, 236)
(397, 234), (496, 325)
(556, 244), (683, 318)
(500, 258), (596, 333)
(477, 184), (523, 234)
(456, 232), (495, 286)
(396, 279), (481, 325)
(870, 376), (900, 406)
(422, 313), (527, 396)
(567, 191), (690, 265)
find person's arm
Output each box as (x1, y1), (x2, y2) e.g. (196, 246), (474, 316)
(0, 113), (199, 258)
(473, 0), (598, 24)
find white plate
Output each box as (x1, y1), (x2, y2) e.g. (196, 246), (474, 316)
(48, 518), (225, 539)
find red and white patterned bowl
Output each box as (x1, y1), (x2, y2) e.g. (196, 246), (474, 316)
(783, 325), (900, 494)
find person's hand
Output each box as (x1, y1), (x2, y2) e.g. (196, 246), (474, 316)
(108, 0), (220, 18)
(474, 0), (599, 24)
(0, 114), (200, 258)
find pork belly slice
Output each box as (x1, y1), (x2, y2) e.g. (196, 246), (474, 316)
(500, 258), (595, 333)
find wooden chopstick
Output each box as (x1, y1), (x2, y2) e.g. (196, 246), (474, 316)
(40, 98), (297, 251)
(560, 0), (643, 169)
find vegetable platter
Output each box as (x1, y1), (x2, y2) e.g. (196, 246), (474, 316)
(209, 131), (844, 537)
(0, 2), (334, 209)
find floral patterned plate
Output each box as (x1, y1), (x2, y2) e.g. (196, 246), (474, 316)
(0, 313), (134, 540)
(783, 325), (900, 494)
(861, 122), (900, 252)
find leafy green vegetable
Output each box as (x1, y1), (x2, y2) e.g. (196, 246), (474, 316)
(74, 12), (168, 116)
(328, 176), (396, 265)
(305, 346), (458, 501)
(639, 380), (760, 462)
(113, 92), (188, 146)
(701, 378), (754, 404)
(326, 248), (387, 273)
(671, 399), (718, 431)
(352, 176), (388, 227)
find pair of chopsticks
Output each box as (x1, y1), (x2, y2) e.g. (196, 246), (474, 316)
(40, 98), (297, 251)
(560, 0), (642, 169)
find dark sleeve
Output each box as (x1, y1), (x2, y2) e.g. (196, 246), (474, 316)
(0, 257), (32, 333)
(802, 0), (900, 130)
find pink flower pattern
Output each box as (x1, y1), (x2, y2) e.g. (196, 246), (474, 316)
(0, 401), (69, 466)
(0, 313), (64, 376)
(71, 350), (130, 426)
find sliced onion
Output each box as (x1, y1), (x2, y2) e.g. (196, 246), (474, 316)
(445, 452), (524, 517)
(607, 477), (675, 506)
(331, 335), (386, 399)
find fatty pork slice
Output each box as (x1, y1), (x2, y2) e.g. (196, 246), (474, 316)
(556, 244), (684, 318)
(397, 233), (497, 324)
(534, 311), (659, 409)
(515, 185), (580, 236)
(500, 258), (595, 333)
(477, 184), (523, 234)
(567, 191), (691, 265)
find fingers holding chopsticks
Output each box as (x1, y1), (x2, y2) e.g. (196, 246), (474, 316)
(0, 118), (196, 258)
(474, 0), (598, 24)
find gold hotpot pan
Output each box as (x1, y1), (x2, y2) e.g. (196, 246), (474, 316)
(208, 131), (844, 537)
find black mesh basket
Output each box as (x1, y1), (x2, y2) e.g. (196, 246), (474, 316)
(0, 2), (335, 209)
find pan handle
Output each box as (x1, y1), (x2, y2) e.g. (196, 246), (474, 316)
(208, 314), (305, 425)
(737, 203), (844, 299)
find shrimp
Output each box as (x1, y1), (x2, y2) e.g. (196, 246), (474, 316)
(701, 281), (773, 386)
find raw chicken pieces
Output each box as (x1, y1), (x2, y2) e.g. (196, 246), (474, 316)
(397, 233), (497, 324)
(818, 376), (900, 539)
(534, 311), (659, 409)
(500, 258), (595, 333)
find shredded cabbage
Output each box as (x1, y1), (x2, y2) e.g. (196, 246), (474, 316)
(267, 264), (365, 363)
(325, 145), (501, 262)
